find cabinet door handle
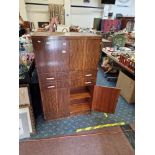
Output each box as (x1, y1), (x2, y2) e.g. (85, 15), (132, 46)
(85, 81), (92, 84)
(47, 85), (55, 89)
(62, 50), (66, 53)
(46, 42), (51, 45)
(62, 42), (66, 46)
(37, 40), (41, 43)
(85, 74), (92, 77)
(46, 77), (55, 80)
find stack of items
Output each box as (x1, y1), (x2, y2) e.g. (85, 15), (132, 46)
(110, 50), (135, 72)
(101, 19), (121, 33)
(19, 34), (34, 80)
(125, 32), (135, 44)
(118, 53), (135, 71)
(69, 25), (80, 32)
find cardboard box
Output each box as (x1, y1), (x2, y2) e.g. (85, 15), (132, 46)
(116, 71), (135, 104)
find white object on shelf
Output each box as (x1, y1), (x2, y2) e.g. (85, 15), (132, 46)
(19, 112), (30, 139)
(56, 25), (69, 32)
(19, 107), (33, 133)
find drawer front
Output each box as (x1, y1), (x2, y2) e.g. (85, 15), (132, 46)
(83, 70), (97, 79)
(40, 80), (69, 89)
(39, 72), (69, 82)
(40, 81), (57, 90)
(69, 70), (97, 80)
(39, 73), (56, 82)
(69, 71), (83, 80)
(84, 78), (96, 86)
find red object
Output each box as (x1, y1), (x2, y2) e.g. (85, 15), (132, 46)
(101, 19), (121, 33)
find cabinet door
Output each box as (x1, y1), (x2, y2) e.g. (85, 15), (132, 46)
(40, 87), (58, 120)
(84, 39), (101, 70)
(53, 39), (69, 72)
(32, 38), (55, 73)
(69, 39), (85, 71)
(92, 85), (121, 113)
(57, 88), (70, 118)
(40, 81), (70, 120)
(32, 38), (69, 73)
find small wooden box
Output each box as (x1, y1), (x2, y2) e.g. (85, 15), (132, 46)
(116, 71), (135, 104)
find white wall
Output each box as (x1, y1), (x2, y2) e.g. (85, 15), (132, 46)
(70, 0), (104, 28)
(64, 0), (71, 26)
(19, 0), (28, 20)
(103, 0), (135, 18)
(20, 0), (135, 29)
(25, 0), (64, 28)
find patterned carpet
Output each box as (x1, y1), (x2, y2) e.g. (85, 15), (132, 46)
(28, 68), (135, 140)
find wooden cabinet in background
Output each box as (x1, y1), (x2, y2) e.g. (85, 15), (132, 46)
(32, 32), (121, 120)
(116, 71), (135, 104)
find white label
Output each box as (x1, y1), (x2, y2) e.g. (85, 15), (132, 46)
(19, 119), (24, 136)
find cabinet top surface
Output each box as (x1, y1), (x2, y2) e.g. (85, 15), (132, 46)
(31, 32), (101, 38)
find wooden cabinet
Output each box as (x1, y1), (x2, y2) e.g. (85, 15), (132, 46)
(32, 32), (121, 120)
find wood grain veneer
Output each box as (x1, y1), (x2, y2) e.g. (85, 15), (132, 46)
(92, 86), (121, 113)
(32, 32), (121, 120)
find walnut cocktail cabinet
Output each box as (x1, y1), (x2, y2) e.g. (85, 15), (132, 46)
(32, 32), (121, 120)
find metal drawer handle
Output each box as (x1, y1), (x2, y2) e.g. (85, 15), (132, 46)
(85, 74), (92, 77)
(62, 50), (66, 53)
(47, 85), (55, 89)
(85, 81), (92, 84)
(37, 40), (41, 43)
(62, 42), (66, 46)
(46, 77), (55, 80)
(46, 42), (50, 45)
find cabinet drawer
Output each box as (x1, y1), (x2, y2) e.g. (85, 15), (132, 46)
(40, 81), (57, 90)
(39, 72), (69, 82)
(84, 78), (96, 86)
(46, 39), (69, 48)
(83, 70), (97, 79)
(40, 80), (69, 89)
(69, 71), (83, 80)
(39, 73), (56, 82)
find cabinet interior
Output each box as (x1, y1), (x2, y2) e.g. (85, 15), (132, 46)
(70, 86), (94, 115)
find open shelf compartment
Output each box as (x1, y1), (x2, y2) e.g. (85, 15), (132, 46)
(69, 86), (94, 115)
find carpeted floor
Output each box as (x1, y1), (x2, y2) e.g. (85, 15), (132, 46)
(23, 68), (135, 140)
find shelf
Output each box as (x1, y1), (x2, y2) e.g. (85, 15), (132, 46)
(70, 92), (91, 101)
(70, 86), (92, 115)
(70, 102), (91, 115)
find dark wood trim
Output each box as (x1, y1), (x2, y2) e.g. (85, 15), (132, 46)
(25, 3), (48, 6)
(25, 3), (103, 9)
(25, 2), (65, 6)
(71, 5), (104, 9)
